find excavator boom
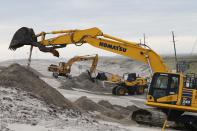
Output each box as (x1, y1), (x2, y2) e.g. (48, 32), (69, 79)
(9, 27), (169, 73)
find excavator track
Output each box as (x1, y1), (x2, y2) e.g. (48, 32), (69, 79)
(132, 109), (197, 130)
(132, 108), (167, 127)
(175, 115), (197, 130)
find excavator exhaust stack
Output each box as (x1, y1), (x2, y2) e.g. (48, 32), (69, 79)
(9, 27), (37, 50)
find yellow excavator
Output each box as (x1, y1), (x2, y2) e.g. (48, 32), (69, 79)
(48, 54), (98, 78)
(9, 27), (197, 130)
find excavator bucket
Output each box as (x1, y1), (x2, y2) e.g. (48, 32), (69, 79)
(9, 27), (37, 50)
(9, 27), (60, 57)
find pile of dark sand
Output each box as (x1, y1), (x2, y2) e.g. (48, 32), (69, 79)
(0, 66), (6, 71)
(98, 100), (139, 118)
(0, 63), (79, 111)
(60, 72), (112, 93)
(98, 100), (114, 109)
(0, 63), (139, 123)
(74, 96), (105, 112)
(74, 96), (138, 120)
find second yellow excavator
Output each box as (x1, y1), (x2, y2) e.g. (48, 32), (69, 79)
(9, 27), (197, 130)
(48, 54), (98, 78)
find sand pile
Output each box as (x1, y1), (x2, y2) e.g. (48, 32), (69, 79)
(97, 100), (137, 118)
(97, 100), (139, 119)
(74, 96), (105, 112)
(1, 87), (133, 131)
(0, 66), (6, 70)
(60, 72), (112, 92)
(0, 63), (79, 111)
(26, 65), (44, 77)
(98, 100), (114, 109)
(74, 96), (139, 120)
(74, 96), (124, 119)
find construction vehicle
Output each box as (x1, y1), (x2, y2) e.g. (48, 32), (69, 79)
(98, 72), (148, 95)
(112, 73), (148, 95)
(95, 72), (120, 82)
(9, 27), (197, 130)
(107, 74), (121, 83)
(48, 54), (98, 78)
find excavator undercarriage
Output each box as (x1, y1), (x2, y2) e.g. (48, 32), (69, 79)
(132, 108), (197, 130)
(132, 108), (167, 127)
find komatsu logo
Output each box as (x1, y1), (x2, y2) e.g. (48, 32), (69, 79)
(99, 42), (127, 52)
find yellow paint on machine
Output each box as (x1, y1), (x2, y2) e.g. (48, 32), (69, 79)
(146, 102), (197, 113)
(156, 94), (178, 103)
(192, 90), (197, 107)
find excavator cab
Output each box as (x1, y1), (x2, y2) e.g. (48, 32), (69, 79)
(96, 72), (108, 81)
(59, 62), (66, 67)
(148, 72), (180, 104)
(123, 73), (136, 82)
(147, 72), (197, 111)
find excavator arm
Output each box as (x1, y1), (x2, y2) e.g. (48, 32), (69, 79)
(64, 54), (98, 76)
(89, 54), (98, 76)
(9, 27), (169, 73)
(48, 54), (98, 78)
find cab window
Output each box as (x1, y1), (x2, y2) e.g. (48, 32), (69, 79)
(150, 73), (180, 100)
(184, 77), (197, 89)
(155, 75), (168, 89)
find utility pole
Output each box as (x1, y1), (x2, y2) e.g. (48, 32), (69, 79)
(172, 31), (178, 72)
(139, 39), (142, 44)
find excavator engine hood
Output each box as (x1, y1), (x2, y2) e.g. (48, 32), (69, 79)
(9, 27), (37, 50)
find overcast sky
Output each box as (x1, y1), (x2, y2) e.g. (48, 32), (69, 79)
(0, 0), (197, 61)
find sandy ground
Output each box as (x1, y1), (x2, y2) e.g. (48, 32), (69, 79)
(0, 86), (134, 131)
(0, 59), (178, 131)
(8, 123), (175, 131)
